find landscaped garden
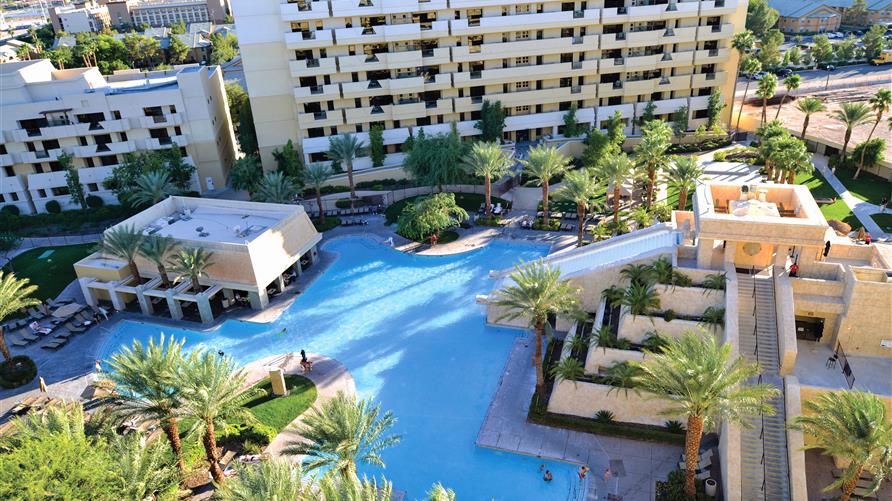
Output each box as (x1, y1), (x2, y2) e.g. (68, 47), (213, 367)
(3, 243), (95, 301)
(384, 192), (505, 225)
(871, 213), (892, 233)
(243, 374), (317, 432)
(795, 171), (861, 230)
(833, 168), (892, 204)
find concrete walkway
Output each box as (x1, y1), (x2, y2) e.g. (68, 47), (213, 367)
(812, 155), (891, 241)
(477, 337), (681, 501)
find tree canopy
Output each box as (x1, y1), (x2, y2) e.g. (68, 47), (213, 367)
(402, 127), (467, 190)
(396, 193), (469, 241)
(746, 0), (779, 37)
(475, 100), (506, 142)
(104, 146), (195, 204)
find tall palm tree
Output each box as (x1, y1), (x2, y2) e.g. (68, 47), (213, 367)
(129, 171), (178, 207)
(112, 432), (185, 501)
(756, 73), (777, 123)
(251, 171), (297, 203)
(633, 120), (673, 208)
(491, 260), (581, 395)
(99, 224), (144, 282)
(317, 473), (393, 501)
(283, 391), (402, 480)
(622, 282), (660, 317)
(462, 141), (512, 219)
(520, 144), (572, 226)
(735, 57), (762, 132)
(101, 334), (188, 473)
(632, 331), (779, 498)
(776, 137), (813, 184)
(855, 89), (892, 178)
(729, 31), (756, 131)
(774, 73), (801, 119)
(795, 97), (827, 139)
(0, 272), (40, 364)
(305, 162), (332, 225)
(595, 152), (634, 223)
(555, 169), (601, 246)
(792, 391), (892, 501)
(664, 156), (704, 210)
(426, 483), (457, 501)
(139, 235), (177, 287)
(215, 457), (316, 500)
(327, 133), (366, 206)
(179, 350), (262, 483)
(168, 247), (214, 293)
(831, 102), (873, 166)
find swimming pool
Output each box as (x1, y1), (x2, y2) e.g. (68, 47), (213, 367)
(98, 237), (581, 499)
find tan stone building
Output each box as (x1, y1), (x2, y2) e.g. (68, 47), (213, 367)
(0, 60), (237, 214)
(49, 0), (112, 34)
(771, 0), (842, 33)
(233, 0), (745, 172)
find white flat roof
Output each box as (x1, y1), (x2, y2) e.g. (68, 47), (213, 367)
(139, 205), (288, 245)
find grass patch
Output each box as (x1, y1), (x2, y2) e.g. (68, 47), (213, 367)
(311, 216), (341, 232)
(871, 213), (892, 233)
(663, 187), (692, 211)
(796, 171), (862, 229)
(834, 168), (892, 204)
(384, 193), (506, 225)
(425, 230), (459, 245)
(3, 243), (95, 301)
(243, 375), (317, 432)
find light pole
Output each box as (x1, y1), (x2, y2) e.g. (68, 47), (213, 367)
(824, 65), (835, 91)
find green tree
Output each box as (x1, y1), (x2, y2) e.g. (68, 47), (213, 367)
(671, 105), (689, 136)
(831, 102), (873, 164)
(474, 100), (506, 141)
(768, 135), (811, 184)
(555, 169), (601, 246)
(787, 45), (802, 65)
(46, 46), (73, 69)
(237, 99), (258, 155)
(170, 20), (186, 34)
(792, 391), (892, 501)
(706, 89), (725, 129)
(606, 110), (626, 146)
(403, 126), (466, 192)
(283, 391), (402, 480)
(130, 171), (178, 207)
(640, 100), (657, 125)
(101, 334), (188, 472)
(167, 34), (189, 64)
(736, 57), (762, 131)
(272, 139), (305, 187)
(852, 138), (886, 180)
(846, 0), (869, 26)
(758, 29), (785, 68)
(305, 162), (332, 225)
(462, 141), (512, 219)
(622, 281), (660, 317)
(634, 120), (673, 208)
(812, 35), (834, 66)
(396, 193), (469, 241)
(633, 331), (779, 498)
(229, 155), (262, 193)
(795, 97), (827, 139)
(369, 124), (385, 167)
(562, 103), (584, 137)
(596, 151), (635, 223)
(60, 153), (87, 209)
(112, 432), (184, 501)
(169, 247), (214, 293)
(224, 80), (248, 118)
(756, 72), (777, 123)
(180, 350), (261, 483)
(139, 235), (177, 288)
(581, 128), (613, 169)
(746, 0), (779, 37)
(328, 133), (366, 203)
(856, 89), (892, 178)
(835, 35), (857, 63)
(775, 73), (801, 119)
(664, 156), (704, 210)
(104, 147), (194, 202)
(0, 272), (40, 364)
(99, 225), (144, 282)
(520, 144), (572, 226)
(252, 171), (297, 203)
(210, 33), (239, 64)
(491, 260), (581, 395)
(863, 24), (887, 60)
(215, 457), (316, 500)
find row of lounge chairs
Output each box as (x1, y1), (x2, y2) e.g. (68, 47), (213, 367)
(341, 217), (369, 226)
(7, 307), (98, 351)
(311, 206), (382, 218)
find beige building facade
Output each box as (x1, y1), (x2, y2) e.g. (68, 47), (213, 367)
(130, 0), (231, 26)
(49, 1), (112, 34)
(0, 60), (237, 214)
(233, 0), (745, 172)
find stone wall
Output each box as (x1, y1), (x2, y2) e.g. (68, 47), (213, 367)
(618, 313), (719, 344)
(584, 346), (646, 374)
(775, 271), (798, 375)
(656, 283), (725, 318)
(784, 377), (809, 501)
(835, 267), (892, 357)
(547, 379), (675, 426)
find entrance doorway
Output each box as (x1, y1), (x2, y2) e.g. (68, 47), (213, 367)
(795, 316), (824, 342)
(515, 129), (530, 143)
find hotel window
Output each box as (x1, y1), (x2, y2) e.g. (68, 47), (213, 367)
(517, 4), (530, 13)
(517, 31), (530, 40)
(516, 81), (530, 89)
(515, 105), (530, 112)
(515, 56), (530, 65)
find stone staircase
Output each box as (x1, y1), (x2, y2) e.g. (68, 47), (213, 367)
(736, 273), (792, 501)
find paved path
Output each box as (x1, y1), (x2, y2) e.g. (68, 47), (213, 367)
(477, 338), (681, 501)
(812, 154), (891, 241)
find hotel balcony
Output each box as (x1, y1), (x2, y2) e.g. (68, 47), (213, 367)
(624, 53), (663, 70)
(391, 100), (426, 121)
(289, 57), (337, 77)
(657, 74), (694, 92)
(419, 20), (450, 40)
(701, 0), (739, 16)
(73, 118), (131, 135)
(484, 84), (599, 108)
(341, 79), (393, 99)
(451, 35), (596, 62)
(449, 0), (540, 7)
(294, 83), (341, 103)
(0, 154), (12, 167)
(338, 53), (387, 73)
(327, 0), (448, 18)
(423, 72), (452, 91)
(622, 76), (662, 95)
(10, 120), (75, 142)
(598, 56), (627, 72)
(689, 94), (712, 111)
(344, 104), (393, 123)
(663, 26), (698, 45)
(421, 46), (450, 65)
(450, 9), (599, 37)
(18, 148), (63, 164)
(280, 1), (329, 22)
(670, 0), (702, 16)
(694, 48), (730, 65)
(453, 96), (485, 114)
(1, 174), (26, 194)
(658, 49), (695, 68)
(691, 71), (727, 88)
(75, 140), (138, 156)
(139, 113), (183, 129)
(697, 23), (734, 42)
(644, 96), (690, 116)
(626, 3), (674, 22)
(297, 110), (343, 128)
(143, 136), (185, 151)
(389, 75), (426, 93)
(284, 29), (333, 50)
(423, 98), (453, 116)
(27, 165), (115, 194)
(598, 80), (626, 98)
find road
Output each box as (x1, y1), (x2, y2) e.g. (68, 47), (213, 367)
(735, 64), (891, 96)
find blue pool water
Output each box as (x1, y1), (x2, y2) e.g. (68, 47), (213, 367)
(98, 237), (582, 499)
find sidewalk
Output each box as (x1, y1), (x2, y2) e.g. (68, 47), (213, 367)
(812, 155), (891, 241)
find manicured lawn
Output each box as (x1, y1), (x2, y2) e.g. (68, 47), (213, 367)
(537, 185), (608, 213)
(871, 213), (892, 233)
(796, 171), (861, 229)
(243, 375), (317, 432)
(3, 243), (95, 301)
(385, 192), (506, 225)
(834, 167), (892, 204)
(311, 216), (341, 232)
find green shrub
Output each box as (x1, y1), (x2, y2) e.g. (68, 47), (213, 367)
(594, 410), (616, 424)
(0, 204), (140, 236)
(664, 420), (685, 433)
(335, 198), (365, 209)
(656, 469), (708, 500)
(475, 215), (502, 227)
(664, 309), (677, 322)
(222, 421), (278, 451)
(702, 272), (727, 291)
(85, 195), (104, 208)
(532, 218), (561, 231)
(45, 200), (62, 214)
(651, 203), (672, 222)
(671, 270), (693, 287)
(0, 355), (37, 389)
(1, 205), (20, 216)
(713, 150), (728, 162)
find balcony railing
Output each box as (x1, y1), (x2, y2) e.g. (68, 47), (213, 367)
(662, 53), (672, 61)
(148, 115), (166, 123)
(571, 61), (582, 69)
(35, 150), (50, 159)
(470, 70), (482, 79)
(309, 85), (324, 94)
(613, 81), (623, 89)
(614, 57), (624, 65)
(369, 79), (382, 89)
(471, 96), (483, 103)
(306, 58), (320, 67)
(705, 73), (716, 80)
(313, 111), (328, 119)
(708, 48), (719, 57)
(371, 105), (384, 114)
(26, 129), (41, 137)
(664, 28), (675, 36)
(711, 24), (722, 32)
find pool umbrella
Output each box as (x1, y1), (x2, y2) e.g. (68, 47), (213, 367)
(52, 303), (82, 318)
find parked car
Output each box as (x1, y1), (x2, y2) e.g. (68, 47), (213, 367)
(853, 30), (864, 37)
(774, 68), (793, 77)
(752, 71), (769, 80)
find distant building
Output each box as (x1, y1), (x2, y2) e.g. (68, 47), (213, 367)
(770, 0), (892, 33)
(49, 0), (111, 34)
(0, 39), (34, 63)
(866, 0), (892, 24)
(99, 0), (137, 28)
(129, 0), (230, 27)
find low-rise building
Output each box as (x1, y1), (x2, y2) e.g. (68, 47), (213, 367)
(770, 0), (843, 33)
(0, 59), (237, 214)
(129, 0), (230, 27)
(74, 196), (321, 323)
(49, 1), (112, 34)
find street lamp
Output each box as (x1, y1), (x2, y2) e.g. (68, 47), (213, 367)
(824, 65), (835, 91)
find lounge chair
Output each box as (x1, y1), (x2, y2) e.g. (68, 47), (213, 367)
(10, 338), (30, 347)
(29, 322), (53, 335)
(20, 331), (38, 341)
(10, 396), (39, 414)
(54, 329), (73, 339)
(41, 339), (67, 350)
(66, 323), (86, 333)
(27, 308), (46, 320)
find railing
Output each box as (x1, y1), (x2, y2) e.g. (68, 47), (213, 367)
(309, 85), (324, 94)
(835, 342), (855, 389)
(306, 58), (320, 67)
(313, 111), (327, 119)
(612, 80), (623, 89)
(571, 61), (582, 69)
(708, 48), (719, 57)
(470, 70), (482, 79)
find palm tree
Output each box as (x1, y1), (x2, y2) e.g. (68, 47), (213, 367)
(462, 141), (512, 219)
(774, 74), (801, 119)
(792, 391), (892, 501)
(595, 151), (634, 223)
(664, 156), (704, 211)
(621, 282), (660, 317)
(317, 473), (394, 501)
(112, 433), (185, 501)
(0, 272), (40, 364)
(632, 331), (779, 498)
(215, 457), (315, 500)
(649, 256), (674, 285)
(634, 120), (673, 208)
(855, 89), (892, 178)
(101, 334), (188, 473)
(129, 171), (177, 207)
(426, 483), (457, 501)
(252, 171), (297, 203)
(620, 263), (654, 286)
(555, 169), (601, 246)
(602, 361), (640, 398)
(735, 58), (762, 132)
(305, 162), (332, 225)
(327, 133), (366, 205)
(99, 224), (144, 282)
(831, 102), (873, 166)
(179, 351), (262, 483)
(139, 235), (177, 287)
(168, 247), (214, 293)
(729, 31), (756, 131)
(795, 97), (827, 139)
(756, 73), (777, 123)
(283, 391), (402, 480)
(520, 144), (572, 226)
(550, 357), (585, 386)
(491, 260), (581, 395)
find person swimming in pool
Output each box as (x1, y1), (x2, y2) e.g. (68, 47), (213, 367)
(543, 470), (553, 482)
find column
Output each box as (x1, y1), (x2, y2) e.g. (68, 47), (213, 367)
(79, 278), (97, 307)
(696, 238), (715, 269)
(135, 287), (154, 316)
(197, 296), (214, 324)
(248, 288), (269, 309)
(222, 288), (234, 301)
(551, 125), (559, 137)
(276, 275), (286, 293)
(165, 290), (183, 320)
(109, 287), (126, 311)
(293, 260), (303, 277)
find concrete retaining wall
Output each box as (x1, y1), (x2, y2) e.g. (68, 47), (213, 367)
(547, 378), (675, 426)
(656, 283), (725, 318)
(618, 313), (720, 344)
(584, 346), (646, 374)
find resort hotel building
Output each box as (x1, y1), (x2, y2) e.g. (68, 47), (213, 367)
(0, 59), (237, 214)
(486, 181), (892, 500)
(74, 196), (322, 323)
(232, 0), (745, 171)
